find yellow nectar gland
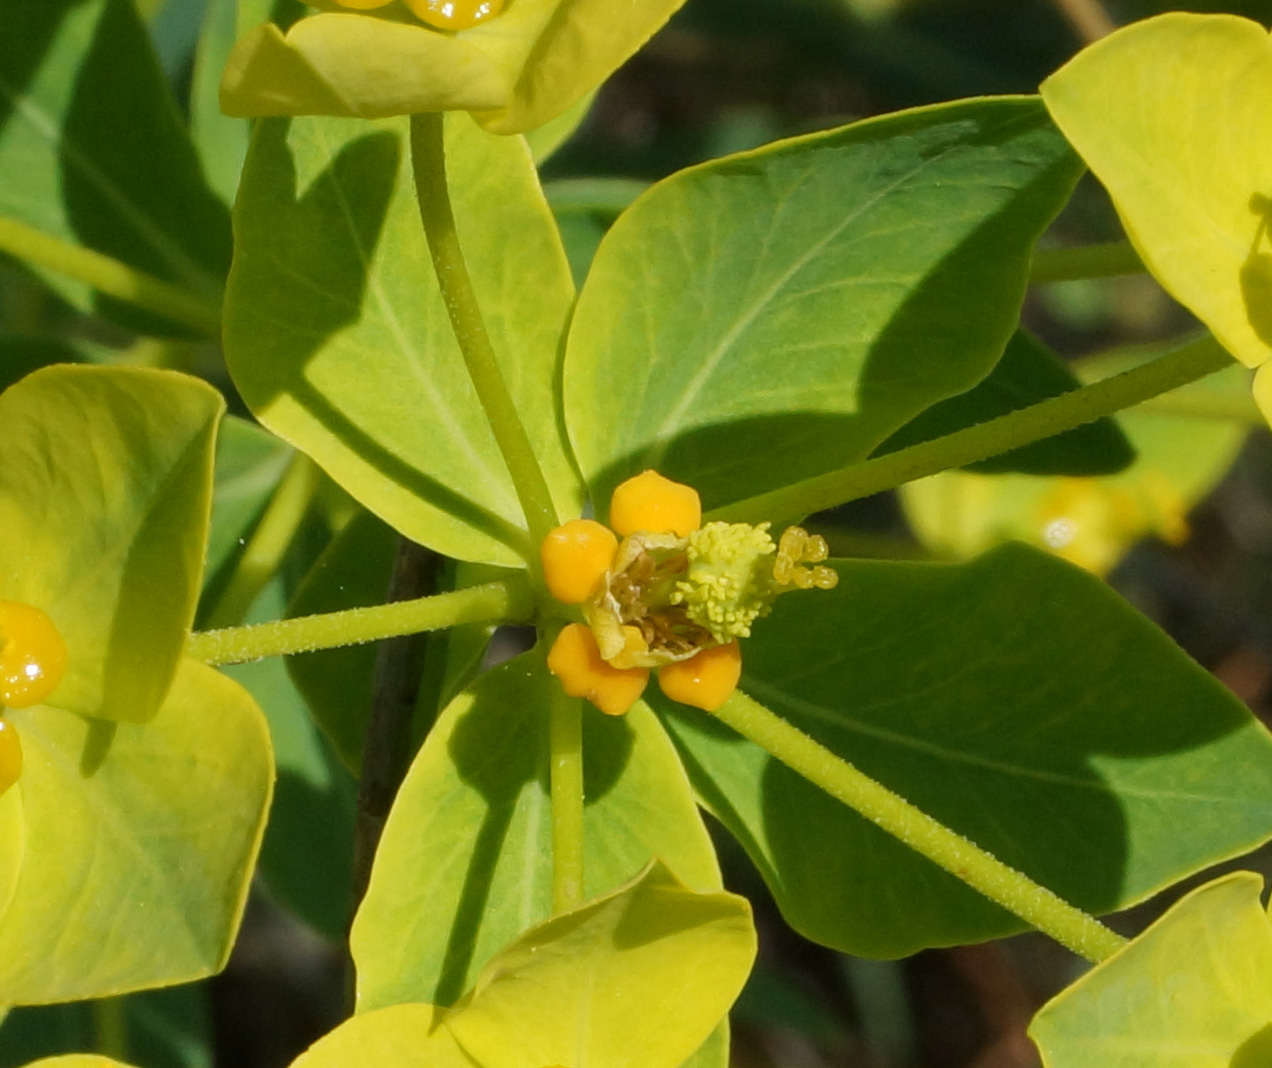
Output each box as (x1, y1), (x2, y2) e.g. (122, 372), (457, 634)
(657, 642), (742, 712)
(547, 623), (649, 717)
(541, 519), (618, 604)
(0, 718), (21, 797)
(609, 470), (701, 538)
(0, 601), (68, 709)
(402, 0), (505, 30)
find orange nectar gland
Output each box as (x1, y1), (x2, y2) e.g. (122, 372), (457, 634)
(609, 470), (701, 538)
(547, 624), (649, 717)
(0, 719), (20, 797)
(0, 601), (68, 709)
(541, 519), (618, 604)
(657, 641), (741, 712)
(333, 0), (505, 31)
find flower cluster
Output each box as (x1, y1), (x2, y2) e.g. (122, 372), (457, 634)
(543, 471), (837, 716)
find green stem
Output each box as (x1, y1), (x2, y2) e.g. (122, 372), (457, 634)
(549, 685), (585, 913)
(92, 996), (128, 1060)
(203, 454), (319, 629)
(1028, 240), (1144, 284)
(409, 113), (560, 555)
(710, 335), (1234, 526)
(0, 215), (222, 336)
(712, 691), (1127, 963)
(185, 576), (533, 665)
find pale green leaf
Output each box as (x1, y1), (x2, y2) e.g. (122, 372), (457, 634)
(1041, 13), (1272, 373)
(1030, 872), (1272, 1068)
(18, 1058), (139, 1068)
(225, 111), (578, 566)
(0, 660), (272, 1004)
(446, 862), (755, 1068)
(565, 98), (1083, 513)
(0, 366), (222, 724)
(351, 649), (720, 1012)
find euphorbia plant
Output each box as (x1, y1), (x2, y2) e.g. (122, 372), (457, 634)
(5, 1), (1272, 1065)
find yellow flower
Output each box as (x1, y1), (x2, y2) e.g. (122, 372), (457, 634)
(543, 471), (836, 716)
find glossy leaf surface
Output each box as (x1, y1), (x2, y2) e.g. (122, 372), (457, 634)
(660, 543), (1272, 957)
(447, 863), (754, 1068)
(1030, 872), (1272, 1068)
(351, 651), (720, 1011)
(0, 0), (230, 331)
(0, 366), (222, 724)
(1041, 13), (1272, 375)
(220, 0), (685, 134)
(225, 111), (577, 566)
(0, 660), (272, 1004)
(565, 97), (1083, 513)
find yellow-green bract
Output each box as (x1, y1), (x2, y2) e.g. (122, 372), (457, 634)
(1041, 13), (1272, 420)
(219, 0), (687, 133)
(0, 366), (273, 1005)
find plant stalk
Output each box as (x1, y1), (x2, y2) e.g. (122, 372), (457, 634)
(711, 691), (1128, 963)
(1028, 240), (1143, 284)
(408, 113), (560, 556)
(185, 576), (533, 665)
(709, 335), (1233, 526)
(0, 215), (222, 337)
(549, 686), (586, 913)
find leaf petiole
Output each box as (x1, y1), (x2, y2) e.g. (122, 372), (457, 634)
(185, 575), (533, 665)
(710, 334), (1234, 526)
(711, 690), (1128, 963)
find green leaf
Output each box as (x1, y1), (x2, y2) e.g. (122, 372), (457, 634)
(446, 862), (754, 1068)
(203, 414), (293, 602)
(0, 366), (222, 724)
(900, 359), (1248, 574)
(1041, 13), (1272, 379)
(0, 659), (272, 1004)
(0, 0), (230, 333)
(220, 0), (686, 134)
(564, 97), (1083, 514)
(1030, 872), (1272, 1068)
(224, 580), (355, 942)
(659, 543), (1272, 958)
(351, 649), (721, 1012)
(224, 111), (579, 566)
(189, 0), (250, 205)
(877, 329), (1134, 476)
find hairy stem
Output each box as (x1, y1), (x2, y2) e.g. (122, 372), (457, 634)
(549, 686), (586, 913)
(712, 691), (1127, 963)
(185, 576), (534, 665)
(709, 335), (1233, 526)
(0, 215), (222, 337)
(409, 113), (560, 558)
